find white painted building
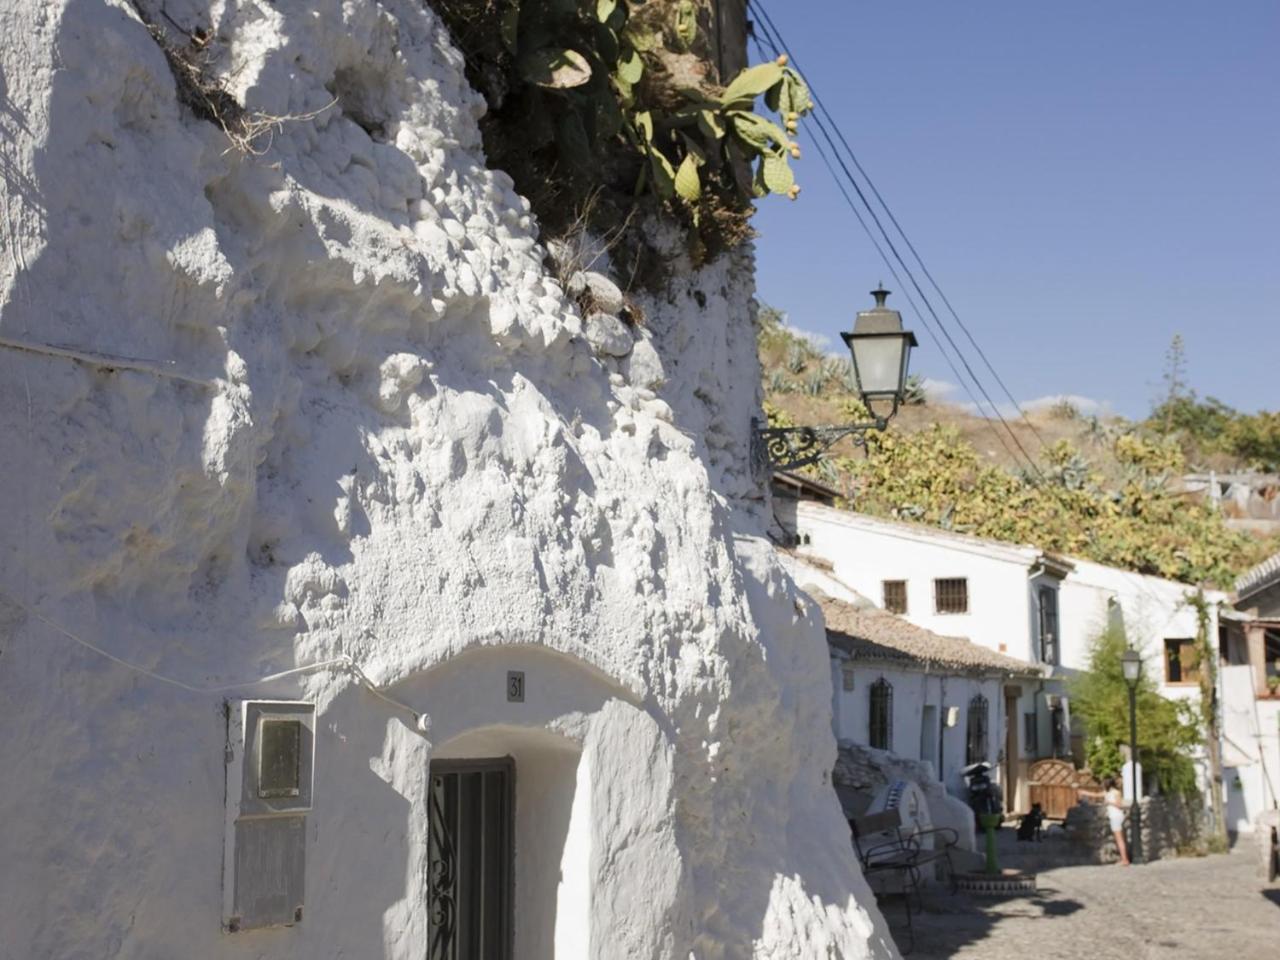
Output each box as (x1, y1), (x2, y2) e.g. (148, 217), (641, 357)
(1220, 555), (1280, 835)
(779, 501), (1226, 813)
(0, 4), (898, 958)
(793, 563), (1039, 799)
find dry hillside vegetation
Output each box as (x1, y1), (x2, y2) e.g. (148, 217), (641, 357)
(759, 309), (1278, 587)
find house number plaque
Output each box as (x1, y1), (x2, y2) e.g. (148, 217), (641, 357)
(506, 671), (525, 703)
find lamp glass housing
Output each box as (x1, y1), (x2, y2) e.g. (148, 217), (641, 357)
(850, 332), (912, 399)
(1120, 649), (1142, 685)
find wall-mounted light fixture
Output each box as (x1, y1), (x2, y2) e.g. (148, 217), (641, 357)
(754, 287), (917, 472)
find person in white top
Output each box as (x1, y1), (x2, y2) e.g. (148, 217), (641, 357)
(1104, 776), (1130, 866)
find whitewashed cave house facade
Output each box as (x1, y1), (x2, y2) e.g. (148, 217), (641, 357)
(0, 3), (900, 959)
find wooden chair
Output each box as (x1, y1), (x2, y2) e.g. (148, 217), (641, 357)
(850, 811), (960, 954)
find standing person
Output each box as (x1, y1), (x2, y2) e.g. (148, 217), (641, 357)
(1104, 777), (1130, 865)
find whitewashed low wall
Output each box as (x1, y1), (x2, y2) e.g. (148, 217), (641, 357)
(1222, 665), (1280, 834)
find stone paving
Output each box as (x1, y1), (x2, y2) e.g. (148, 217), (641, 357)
(900, 843), (1279, 959)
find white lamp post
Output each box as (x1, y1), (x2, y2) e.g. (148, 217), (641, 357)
(1120, 648), (1143, 863)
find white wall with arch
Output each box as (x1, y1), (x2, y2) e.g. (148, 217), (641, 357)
(391, 643), (681, 960)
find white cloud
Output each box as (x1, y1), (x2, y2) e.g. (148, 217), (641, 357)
(921, 377), (960, 402)
(931, 387), (1115, 419)
(1020, 394), (1113, 417)
(785, 324), (835, 355)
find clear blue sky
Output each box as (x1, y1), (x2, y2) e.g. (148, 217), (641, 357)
(750, 0), (1279, 419)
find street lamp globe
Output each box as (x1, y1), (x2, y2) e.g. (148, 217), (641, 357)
(1120, 648), (1142, 686)
(841, 287), (918, 414)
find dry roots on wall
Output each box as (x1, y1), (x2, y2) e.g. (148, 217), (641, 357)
(0, 0), (894, 956)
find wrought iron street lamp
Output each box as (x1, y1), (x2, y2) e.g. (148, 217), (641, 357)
(1120, 648), (1143, 863)
(754, 287), (917, 472)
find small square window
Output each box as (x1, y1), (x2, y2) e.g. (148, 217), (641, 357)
(934, 578), (969, 614)
(882, 580), (908, 615)
(259, 719), (302, 799)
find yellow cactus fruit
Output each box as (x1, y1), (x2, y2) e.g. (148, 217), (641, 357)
(787, 184), (801, 200)
(776, 54), (789, 66)
(789, 144), (801, 159)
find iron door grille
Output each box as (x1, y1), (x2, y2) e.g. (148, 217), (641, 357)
(428, 759), (514, 960)
(868, 678), (893, 751)
(966, 695), (989, 765)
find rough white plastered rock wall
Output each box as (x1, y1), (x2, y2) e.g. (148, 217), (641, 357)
(0, 0), (896, 956)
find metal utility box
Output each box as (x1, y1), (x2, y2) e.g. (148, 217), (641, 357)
(223, 700), (315, 932)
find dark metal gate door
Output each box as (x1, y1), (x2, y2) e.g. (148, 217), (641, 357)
(428, 759), (514, 960)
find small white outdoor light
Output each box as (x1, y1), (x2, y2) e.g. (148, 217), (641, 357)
(1120, 648), (1142, 685)
(753, 287), (917, 471)
(1119, 648), (1143, 862)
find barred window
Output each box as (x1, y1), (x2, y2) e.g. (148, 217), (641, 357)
(1024, 712), (1038, 757)
(882, 580), (908, 614)
(934, 578), (969, 614)
(1050, 704), (1067, 757)
(869, 678), (893, 751)
(966, 694), (988, 765)
(1038, 586), (1060, 665)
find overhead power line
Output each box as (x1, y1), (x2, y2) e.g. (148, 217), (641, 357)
(743, 3), (1192, 610)
(743, 0), (1048, 481)
(747, 1), (1050, 454)
(745, 35), (1031, 472)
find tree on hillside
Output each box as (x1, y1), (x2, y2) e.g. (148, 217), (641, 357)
(1160, 333), (1189, 434)
(1146, 334), (1280, 471)
(1069, 624), (1201, 797)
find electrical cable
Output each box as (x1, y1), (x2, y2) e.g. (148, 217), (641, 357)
(747, 0), (1051, 454)
(10, 595), (427, 729)
(749, 4), (1225, 683)
(746, 1), (1048, 482)
(747, 32), (1031, 474)
(749, 9), (1218, 617)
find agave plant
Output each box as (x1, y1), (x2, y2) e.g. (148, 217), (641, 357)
(768, 370), (792, 394)
(903, 373), (927, 405)
(785, 343), (808, 374)
(821, 357), (848, 385)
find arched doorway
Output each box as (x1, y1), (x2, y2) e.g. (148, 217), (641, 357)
(429, 726), (590, 960)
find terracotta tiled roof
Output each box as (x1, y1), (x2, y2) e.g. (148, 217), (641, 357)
(1236, 551), (1280, 600)
(812, 589), (1039, 677)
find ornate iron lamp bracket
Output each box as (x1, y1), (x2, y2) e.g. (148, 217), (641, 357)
(752, 416), (887, 473)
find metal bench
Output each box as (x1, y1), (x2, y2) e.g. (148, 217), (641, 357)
(850, 810), (960, 954)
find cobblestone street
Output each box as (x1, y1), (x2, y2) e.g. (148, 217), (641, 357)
(904, 844), (1279, 959)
